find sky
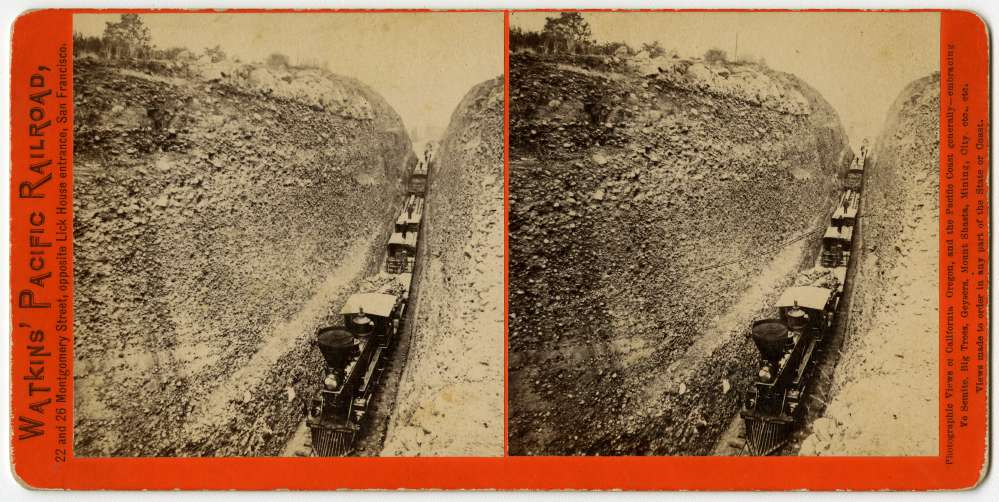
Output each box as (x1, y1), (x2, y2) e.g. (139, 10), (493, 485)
(512, 11), (939, 149)
(75, 13), (504, 141)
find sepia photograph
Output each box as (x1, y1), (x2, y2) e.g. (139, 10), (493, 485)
(3, 3), (994, 493)
(507, 11), (941, 456)
(71, 11), (505, 457)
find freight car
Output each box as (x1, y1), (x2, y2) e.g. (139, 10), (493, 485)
(845, 155), (865, 192)
(819, 225), (854, 268)
(423, 141), (436, 165)
(386, 231), (418, 274)
(409, 159), (429, 195)
(831, 190), (860, 228)
(396, 194), (424, 234)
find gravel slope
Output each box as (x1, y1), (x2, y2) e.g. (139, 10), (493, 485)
(508, 52), (849, 455)
(73, 57), (411, 456)
(382, 77), (505, 456)
(799, 73), (940, 456)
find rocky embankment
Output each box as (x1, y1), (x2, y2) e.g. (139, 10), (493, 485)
(508, 52), (849, 455)
(73, 57), (411, 456)
(800, 73), (940, 456)
(382, 77), (505, 456)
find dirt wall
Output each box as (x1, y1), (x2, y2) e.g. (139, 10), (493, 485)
(381, 77), (505, 456)
(799, 73), (940, 456)
(508, 52), (850, 455)
(73, 57), (411, 456)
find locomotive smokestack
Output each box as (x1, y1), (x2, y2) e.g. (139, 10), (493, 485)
(316, 327), (356, 370)
(750, 319), (788, 367)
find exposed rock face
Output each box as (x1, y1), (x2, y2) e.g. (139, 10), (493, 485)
(629, 54), (811, 115)
(382, 77), (505, 456)
(73, 57), (411, 456)
(508, 52), (849, 455)
(800, 73), (940, 456)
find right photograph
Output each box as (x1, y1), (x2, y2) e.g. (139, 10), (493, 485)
(508, 11), (941, 456)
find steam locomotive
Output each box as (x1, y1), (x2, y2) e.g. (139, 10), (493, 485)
(304, 144), (433, 456)
(740, 147), (866, 455)
(741, 282), (842, 455)
(307, 288), (408, 455)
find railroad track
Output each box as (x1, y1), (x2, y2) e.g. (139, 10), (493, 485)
(281, 145), (435, 457)
(713, 150), (869, 456)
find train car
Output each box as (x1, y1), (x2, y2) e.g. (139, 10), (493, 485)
(306, 291), (406, 456)
(741, 285), (841, 455)
(423, 142), (435, 165)
(831, 190), (860, 228)
(858, 139), (870, 169)
(845, 156), (865, 191)
(820, 225), (854, 268)
(409, 158), (429, 195)
(385, 230), (418, 273)
(396, 195), (425, 234)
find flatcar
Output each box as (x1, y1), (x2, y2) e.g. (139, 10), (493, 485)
(831, 190), (860, 228)
(741, 285), (841, 455)
(423, 142), (435, 164)
(396, 195), (425, 234)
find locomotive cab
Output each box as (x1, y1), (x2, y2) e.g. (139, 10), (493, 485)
(776, 286), (836, 335)
(340, 293), (404, 349)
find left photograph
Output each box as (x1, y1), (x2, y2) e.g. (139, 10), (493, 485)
(71, 12), (504, 457)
